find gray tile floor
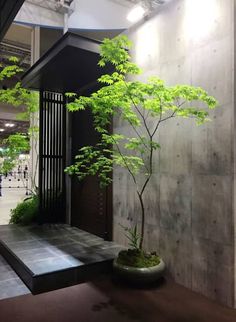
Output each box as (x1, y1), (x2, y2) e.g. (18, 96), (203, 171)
(0, 189), (26, 225)
(0, 224), (123, 276)
(0, 254), (30, 300)
(0, 189), (31, 300)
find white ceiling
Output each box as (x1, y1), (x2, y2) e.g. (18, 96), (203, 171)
(2, 0), (137, 68)
(69, 0), (133, 30)
(14, 0), (135, 30)
(0, 0), (169, 129)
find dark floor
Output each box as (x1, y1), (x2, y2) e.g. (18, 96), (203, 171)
(0, 276), (235, 322)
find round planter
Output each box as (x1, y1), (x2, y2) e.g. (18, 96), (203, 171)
(113, 258), (165, 285)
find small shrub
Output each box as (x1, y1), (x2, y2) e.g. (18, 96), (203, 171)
(117, 249), (160, 268)
(10, 195), (39, 225)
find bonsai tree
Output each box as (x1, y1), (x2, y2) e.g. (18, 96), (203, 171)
(65, 36), (217, 265)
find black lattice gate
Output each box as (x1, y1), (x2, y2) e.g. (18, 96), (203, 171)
(39, 91), (66, 222)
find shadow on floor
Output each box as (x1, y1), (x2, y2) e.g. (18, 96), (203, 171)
(0, 276), (236, 322)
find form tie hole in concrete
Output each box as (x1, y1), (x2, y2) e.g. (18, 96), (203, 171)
(213, 220), (217, 224)
(213, 182), (216, 186)
(177, 154), (180, 158)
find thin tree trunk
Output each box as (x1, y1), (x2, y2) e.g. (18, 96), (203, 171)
(137, 192), (145, 249)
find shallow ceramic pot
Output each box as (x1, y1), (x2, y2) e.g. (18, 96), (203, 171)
(113, 258), (165, 284)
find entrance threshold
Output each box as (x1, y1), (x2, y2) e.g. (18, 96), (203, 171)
(0, 224), (123, 294)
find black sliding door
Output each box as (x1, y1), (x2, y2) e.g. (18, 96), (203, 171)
(39, 91), (66, 223)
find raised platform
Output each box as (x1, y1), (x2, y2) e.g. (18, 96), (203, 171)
(0, 224), (123, 294)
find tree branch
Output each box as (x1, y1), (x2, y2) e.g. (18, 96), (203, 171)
(111, 137), (138, 186)
(117, 109), (150, 151)
(124, 82), (152, 138)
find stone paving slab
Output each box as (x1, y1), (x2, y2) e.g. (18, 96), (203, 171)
(0, 224), (124, 294)
(0, 254), (30, 300)
(0, 224), (123, 276)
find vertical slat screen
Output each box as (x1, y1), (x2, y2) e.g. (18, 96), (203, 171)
(39, 91), (66, 222)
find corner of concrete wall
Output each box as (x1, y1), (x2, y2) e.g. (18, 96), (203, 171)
(233, 0), (236, 310)
(113, 0), (236, 308)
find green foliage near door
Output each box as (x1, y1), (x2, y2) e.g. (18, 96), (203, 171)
(0, 56), (40, 225)
(0, 56), (39, 190)
(0, 133), (30, 175)
(65, 35), (218, 252)
(0, 56), (38, 117)
(9, 194), (39, 225)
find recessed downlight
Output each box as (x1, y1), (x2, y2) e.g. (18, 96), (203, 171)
(0, 128), (5, 132)
(127, 5), (146, 23)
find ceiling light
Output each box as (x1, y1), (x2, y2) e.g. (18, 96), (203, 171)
(5, 123), (15, 128)
(0, 129), (4, 132)
(127, 5), (146, 23)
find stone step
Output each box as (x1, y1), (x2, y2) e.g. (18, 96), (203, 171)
(0, 224), (123, 294)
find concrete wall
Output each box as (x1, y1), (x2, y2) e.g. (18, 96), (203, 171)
(113, 0), (235, 307)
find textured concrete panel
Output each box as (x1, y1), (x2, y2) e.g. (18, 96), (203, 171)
(192, 104), (232, 175)
(159, 118), (193, 175)
(158, 0), (188, 64)
(192, 238), (234, 306)
(129, 18), (161, 71)
(113, 169), (136, 222)
(142, 224), (160, 253)
(192, 175), (232, 244)
(113, 0), (235, 308)
(159, 229), (192, 288)
(142, 174), (160, 226)
(191, 36), (233, 106)
(160, 174), (191, 235)
(159, 56), (192, 86)
(182, 0), (233, 50)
